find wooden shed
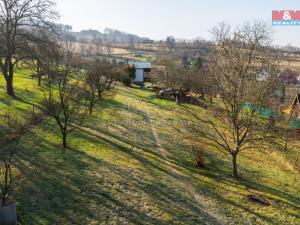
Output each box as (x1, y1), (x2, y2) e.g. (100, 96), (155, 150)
(128, 61), (152, 84)
(284, 94), (300, 118)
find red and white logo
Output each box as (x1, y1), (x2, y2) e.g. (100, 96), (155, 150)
(272, 10), (300, 26)
(272, 10), (300, 20)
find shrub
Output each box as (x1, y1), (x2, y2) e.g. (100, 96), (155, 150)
(124, 64), (136, 80)
(192, 146), (205, 168)
(122, 77), (132, 87)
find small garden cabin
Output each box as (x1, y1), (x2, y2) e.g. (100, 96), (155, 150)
(284, 94), (300, 118)
(128, 61), (152, 84)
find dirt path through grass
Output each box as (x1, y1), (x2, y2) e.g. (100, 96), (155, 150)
(144, 105), (167, 158)
(141, 101), (229, 225)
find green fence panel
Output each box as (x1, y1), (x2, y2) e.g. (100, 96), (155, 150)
(291, 118), (300, 128)
(241, 102), (276, 118)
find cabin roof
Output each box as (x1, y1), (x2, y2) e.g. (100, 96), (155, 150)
(292, 94), (300, 106)
(128, 61), (152, 69)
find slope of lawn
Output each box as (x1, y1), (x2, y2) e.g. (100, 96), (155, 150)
(0, 68), (45, 133)
(0, 72), (299, 224)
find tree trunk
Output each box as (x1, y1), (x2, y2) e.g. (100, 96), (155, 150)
(5, 75), (14, 97)
(3, 59), (15, 97)
(281, 86), (286, 104)
(98, 90), (103, 99)
(200, 87), (205, 100)
(89, 103), (94, 116)
(176, 95), (181, 105)
(38, 74), (41, 86)
(37, 62), (42, 86)
(232, 153), (238, 178)
(62, 132), (67, 148)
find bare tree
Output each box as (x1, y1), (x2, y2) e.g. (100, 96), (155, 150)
(87, 43), (94, 56)
(79, 42), (86, 56)
(0, 145), (17, 206)
(104, 36), (113, 56)
(189, 64), (215, 100)
(24, 25), (73, 86)
(157, 53), (174, 88)
(191, 22), (280, 178)
(129, 36), (135, 49)
(24, 31), (51, 86)
(27, 46), (45, 87)
(166, 36), (176, 49)
(91, 37), (103, 55)
(85, 71), (98, 116)
(156, 53), (192, 104)
(0, 0), (56, 96)
(43, 41), (89, 148)
(85, 60), (120, 115)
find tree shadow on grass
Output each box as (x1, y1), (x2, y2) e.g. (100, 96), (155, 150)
(75, 127), (175, 179)
(14, 127), (229, 225)
(77, 122), (295, 225)
(79, 124), (161, 158)
(14, 134), (163, 224)
(11, 88), (300, 224)
(84, 129), (296, 224)
(97, 97), (149, 120)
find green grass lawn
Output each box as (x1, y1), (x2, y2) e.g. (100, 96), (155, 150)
(0, 71), (299, 224)
(0, 69), (45, 136)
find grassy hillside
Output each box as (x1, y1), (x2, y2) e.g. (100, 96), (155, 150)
(0, 69), (45, 136)
(0, 72), (299, 224)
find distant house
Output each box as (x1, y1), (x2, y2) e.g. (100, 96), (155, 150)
(128, 61), (152, 84)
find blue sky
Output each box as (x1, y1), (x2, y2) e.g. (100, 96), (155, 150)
(57, 0), (300, 46)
